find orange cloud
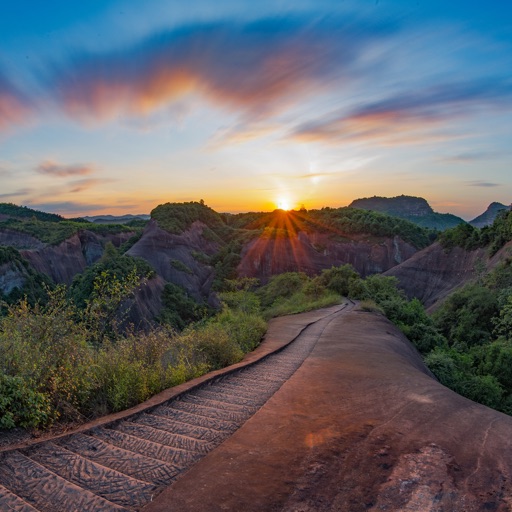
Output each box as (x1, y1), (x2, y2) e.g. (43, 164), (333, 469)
(36, 160), (95, 177)
(47, 18), (395, 122)
(0, 73), (32, 131)
(291, 78), (512, 146)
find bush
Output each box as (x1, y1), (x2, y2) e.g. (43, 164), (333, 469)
(0, 373), (52, 429)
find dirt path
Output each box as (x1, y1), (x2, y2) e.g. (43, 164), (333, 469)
(145, 308), (512, 512)
(0, 304), (350, 511)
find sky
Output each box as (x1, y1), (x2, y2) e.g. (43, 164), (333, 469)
(1, 0), (511, 219)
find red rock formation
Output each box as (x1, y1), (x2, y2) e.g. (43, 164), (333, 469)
(127, 220), (219, 307)
(238, 231), (418, 282)
(385, 240), (512, 309)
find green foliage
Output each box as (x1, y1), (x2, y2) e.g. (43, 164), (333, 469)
(160, 283), (207, 330)
(219, 207), (433, 249)
(151, 201), (224, 235)
(257, 272), (309, 308)
(438, 222), (482, 251)
(433, 284), (498, 348)
(317, 264), (360, 296)
(70, 244), (153, 310)
(0, 247), (53, 311)
(0, 216), (135, 245)
(0, 202), (63, 222)
(170, 258), (193, 274)
(438, 209), (512, 255)
(0, 373), (52, 429)
(257, 271), (340, 318)
(211, 309), (267, 353)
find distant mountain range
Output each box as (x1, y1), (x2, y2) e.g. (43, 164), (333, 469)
(83, 214), (150, 224)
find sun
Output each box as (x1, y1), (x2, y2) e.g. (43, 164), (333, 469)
(277, 197), (291, 210)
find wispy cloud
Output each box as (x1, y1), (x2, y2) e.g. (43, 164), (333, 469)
(26, 201), (106, 215)
(44, 16), (396, 122)
(68, 178), (110, 193)
(441, 151), (501, 163)
(290, 78), (512, 145)
(466, 180), (500, 187)
(0, 71), (32, 131)
(0, 188), (32, 199)
(36, 160), (94, 177)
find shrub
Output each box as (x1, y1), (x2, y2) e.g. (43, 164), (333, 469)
(0, 373), (52, 429)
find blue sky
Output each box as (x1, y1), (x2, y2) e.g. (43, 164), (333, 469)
(1, 0), (511, 218)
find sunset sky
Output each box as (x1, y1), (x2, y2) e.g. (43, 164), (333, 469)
(1, 1), (511, 219)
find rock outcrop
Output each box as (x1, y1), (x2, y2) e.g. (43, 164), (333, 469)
(127, 220), (219, 307)
(238, 232), (417, 282)
(20, 231), (134, 285)
(470, 201), (509, 228)
(349, 195), (465, 230)
(385, 240), (512, 309)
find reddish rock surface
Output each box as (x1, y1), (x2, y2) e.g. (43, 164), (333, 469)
(238, 232), (417, 283)
(145, 308), (512, 512)
(385, 240), (512, 309)
(127, 220), (219, 307)
(20, 231), (134, 285)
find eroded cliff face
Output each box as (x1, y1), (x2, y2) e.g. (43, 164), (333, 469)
(237, 232), (418, 282)
(127, 220), (219, 307)
(0, 229), (45, 250)
(20, 231), (134, 285)
(0, 261), (28, 295)
(384, 240), (512, 309)
(119, 274), (166, 331)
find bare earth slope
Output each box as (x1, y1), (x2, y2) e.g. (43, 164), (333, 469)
(384, 240), (512, 309)
(238, 233), (417, 282)
(147, 308), (512, 512)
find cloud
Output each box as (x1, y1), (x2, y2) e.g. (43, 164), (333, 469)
(290, 78), (512, 145)
(441, 151), (501, 163)
(466, 180), (500, 187)
(0, 188), (32, 199)
(26, 201), (106, 215)
(36, 160), (94, 177)
(68, 178), (110, 193)
(45, 16), (395, 121)
(0, 71), (32, 131)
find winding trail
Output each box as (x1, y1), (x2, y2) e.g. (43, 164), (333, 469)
(0, 303), (351, 511)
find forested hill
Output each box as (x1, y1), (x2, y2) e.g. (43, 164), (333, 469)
(0, 202), (64, 222)
(349, 195), (465, 230)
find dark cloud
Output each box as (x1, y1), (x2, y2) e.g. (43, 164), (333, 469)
(442, 151), (503, 163)
(291, 78), (512, 145)
(36, 160), (94, 177)
(45, 16), (396, 120)
(0, 71), (32, 131)
(0, 188), (31, 199)
(26, 201), (105, 215)
(466, 180), (500, 187)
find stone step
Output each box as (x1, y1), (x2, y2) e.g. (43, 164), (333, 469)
(28, 443), (156, 510)
(180, 394), (259, 413)
(135, 413), (222, 442)
(0, 484), (39, 512)
(115, 422), (213, 454)
(59, 433), (180, 487)
(170, 400), (251, 423)
(90, 428), (200, 467)
(0, 451), (126, 512)
(152, 405), (239, 433)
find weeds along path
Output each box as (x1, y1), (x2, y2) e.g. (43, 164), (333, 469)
(0, 302), (353, 512)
